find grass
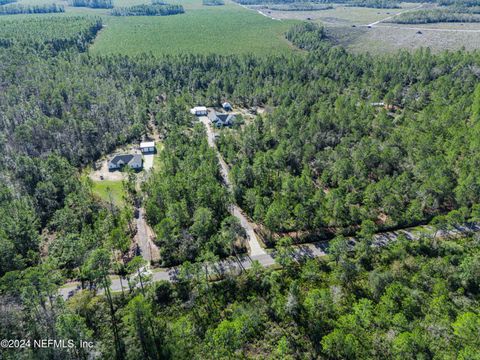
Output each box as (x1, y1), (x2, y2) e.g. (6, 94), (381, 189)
(90, 0), (299, 56)
(92, 180), (126, 207)
(153, 142), (164, 171)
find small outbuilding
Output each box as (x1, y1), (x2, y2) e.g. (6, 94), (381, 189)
(140, 141), (155, 154)
(190, 106), (208, 116)
(108, 154), (143, 171)
(222, 102), (233, 111)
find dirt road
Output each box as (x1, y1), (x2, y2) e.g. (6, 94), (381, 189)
(199, 116), (266, 256)
(366, 4), (423, 27)
(134, 207), (160, 263)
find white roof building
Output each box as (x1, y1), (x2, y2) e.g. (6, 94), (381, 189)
(190, 106), (208, 115)
(140, 141), (155, 153)
(140, 141), (155, 148)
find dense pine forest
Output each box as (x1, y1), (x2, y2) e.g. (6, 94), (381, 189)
(389, 8), (480, 23)
(0, 4), (65, 15)
(0, 14), (480, 360)
(69, 0), (113, 9)
(111, 4), (184, 16)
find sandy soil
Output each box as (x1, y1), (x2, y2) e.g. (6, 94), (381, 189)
(89, 159), (125, 181)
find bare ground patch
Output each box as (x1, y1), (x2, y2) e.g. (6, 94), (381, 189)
(89, 144), (141, 181)
(334, 24), (480, 54)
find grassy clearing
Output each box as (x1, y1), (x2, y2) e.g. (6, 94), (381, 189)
(92, 179), (126, 207)
(153, 142), (164, 171)
(90, 0), (299, 56)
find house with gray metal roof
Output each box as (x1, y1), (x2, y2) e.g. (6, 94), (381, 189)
(208, 111), (235, 127)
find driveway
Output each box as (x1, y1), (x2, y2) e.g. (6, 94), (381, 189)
(134, 207), (160, 262)
(199, 115), (266, 256)
(143, 153), (154, 172)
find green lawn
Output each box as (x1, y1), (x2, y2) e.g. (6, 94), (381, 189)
(90, 0), (299, 56)
(92, 180), (126, 207)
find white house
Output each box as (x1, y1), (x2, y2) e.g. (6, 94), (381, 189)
(190, 106), (208, 116)
(140, 141), (155, 154)
(108, 154), (143, 171)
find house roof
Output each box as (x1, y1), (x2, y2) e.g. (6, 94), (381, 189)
(208, 111), (218, 121)
(140, 141), (155, 148)
(109, 154), (142, 167)
(209, 111), (235, 124)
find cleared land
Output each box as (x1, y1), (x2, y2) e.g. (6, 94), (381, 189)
(326, 23), (480, 53)
(254, 2), (480, 53)
(258, 4), (414, 25)
(90, 0), (299, 56)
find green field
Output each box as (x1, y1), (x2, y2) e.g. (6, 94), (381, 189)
(92, 180), (126, 207)
(90, 0), (299, 56)
(3, 0), (299, 56)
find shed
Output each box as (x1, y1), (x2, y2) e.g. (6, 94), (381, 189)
(140, 141), (155, 154)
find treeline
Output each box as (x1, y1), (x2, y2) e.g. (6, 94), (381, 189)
(235, 0), (474, 7)
(234, 0), (400, 8)
(69, 0), (113, 9)
(285, 22), (326, 50)
(111, 3), (185, 16)
(0, 17), (103, 53)
(203, 0), (225, 5)
(0, 4), (64, 15)
(438, 0), (480, 6)
(347, 0), (399, 8)
(261, 3), (333, 11)
(388, 8), (480, 24)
